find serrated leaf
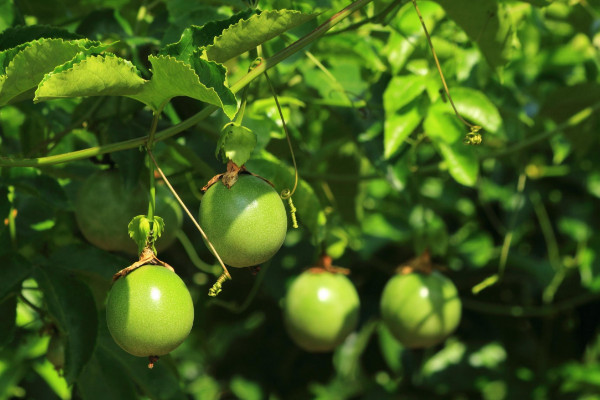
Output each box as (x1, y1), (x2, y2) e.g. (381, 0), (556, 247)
(216, 122), (257, 165)
(161, 9), (255, 63)
(437, 141), (479, 187)
(450, 87), (502, 133)
(205, 10), (316, 63)
(128, 55), (237, 118)
(34, 265), (97, 385)
(384, 106), (422, 159)
(246, 151), (327, 244)
(383, 74), (427, 114)
(34, 54), (146, 102)
(0, 38), (107, 105)
(0, 25), (83, 51)
(434, 0), (515, 68)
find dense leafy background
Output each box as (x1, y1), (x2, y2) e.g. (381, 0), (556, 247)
(1, 0), (600, 399)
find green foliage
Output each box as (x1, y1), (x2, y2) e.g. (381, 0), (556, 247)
(1, 0), (600, 398)
(216, 122), (257, 165)
(127, 215), (165, 255)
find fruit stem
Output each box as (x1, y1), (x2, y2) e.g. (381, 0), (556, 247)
(147, 149), (231, 280)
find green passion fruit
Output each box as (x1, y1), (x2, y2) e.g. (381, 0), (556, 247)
(74, 170), (182, 254)
(283, 270), (360, 352)
(380, 271), (461, 348)
(198, 174), (287, 268)
(106, 265), (194, 357)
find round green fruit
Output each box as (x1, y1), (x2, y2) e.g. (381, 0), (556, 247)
(283, 270), (360, 352)
(380, 271), (461, 348)
(46, 335), (65, 371)
(106, 265), (194, 357)
(74, 170), (182, 254)
(198, 174), (287, 268)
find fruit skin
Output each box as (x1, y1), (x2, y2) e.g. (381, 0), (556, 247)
(105, 265), (194, 357)
(198, 174), (287, 268)
(380, 271), (461, 348)
(46, 335), (66, 371)
(74, 170), (182, 254)
(283, 270), (360, 352)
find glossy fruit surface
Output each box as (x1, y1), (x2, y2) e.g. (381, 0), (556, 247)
(283, 270), (360, 352)
(380, 271), (461, 348)
(198, 174), (287, 267)
(75, 170), (182, 254)
(106, 265), (194, 357)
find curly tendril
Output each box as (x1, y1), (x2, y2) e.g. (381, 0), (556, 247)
(209, 272), (230, 297)
(281, 189), (298, 229)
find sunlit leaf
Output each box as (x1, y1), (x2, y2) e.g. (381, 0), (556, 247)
(205, 10), (316, 63)
(384, 106), (422, 159)
(34, 53), (145, 101)
(129, 55), (237, 118)
(216, 122), (257, 165)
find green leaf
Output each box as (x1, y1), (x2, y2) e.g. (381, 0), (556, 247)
(0, 297), (17, 348)
(128, 215), (165, 255)
(246, 151), (327, 244)
(0, 25), (83, 51)
(424, 106), (465, 144)
(128, 55), (237, 118)
(34, 53), (146, 102)
(450, 87), (502, 133)
(384, 105), (422, 159)
(434, 0), (515, 68)
(0, 38), (107, 105)
(77, 351), (137, 400)
(437, 141), (479, 187)
(34, 265), (97, 385)
(95, 320), (185, 399)
(216, 122), (257, 165)
(205, 10), (316, 64)
(383, 74), (427, 114)
(0, 254), (32, 301)
(161, 9), (255, 63)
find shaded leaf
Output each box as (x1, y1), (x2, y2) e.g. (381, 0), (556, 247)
(0, 254), (32, 300)
(0, 297), (17, 348)
(216, 122), (257, 165)
(34, 265), (97, 385)
(0, 25), (82, 51)
(434, 0), (515, 68)
(129, 55), (237, 118)
(205, 10), (316, 63)
(34, 54), (145, 102)
(77, 351), (137, 400)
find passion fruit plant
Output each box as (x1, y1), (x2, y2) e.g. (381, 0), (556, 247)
(1, 0), (600, 399)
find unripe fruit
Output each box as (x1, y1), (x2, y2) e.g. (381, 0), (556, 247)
(380, 271), (461, 348)
(283, 270), (360, 352)
(198, 174), (287, 267)
(75, 170), (182, 254)
(106, 265), (194, 357)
